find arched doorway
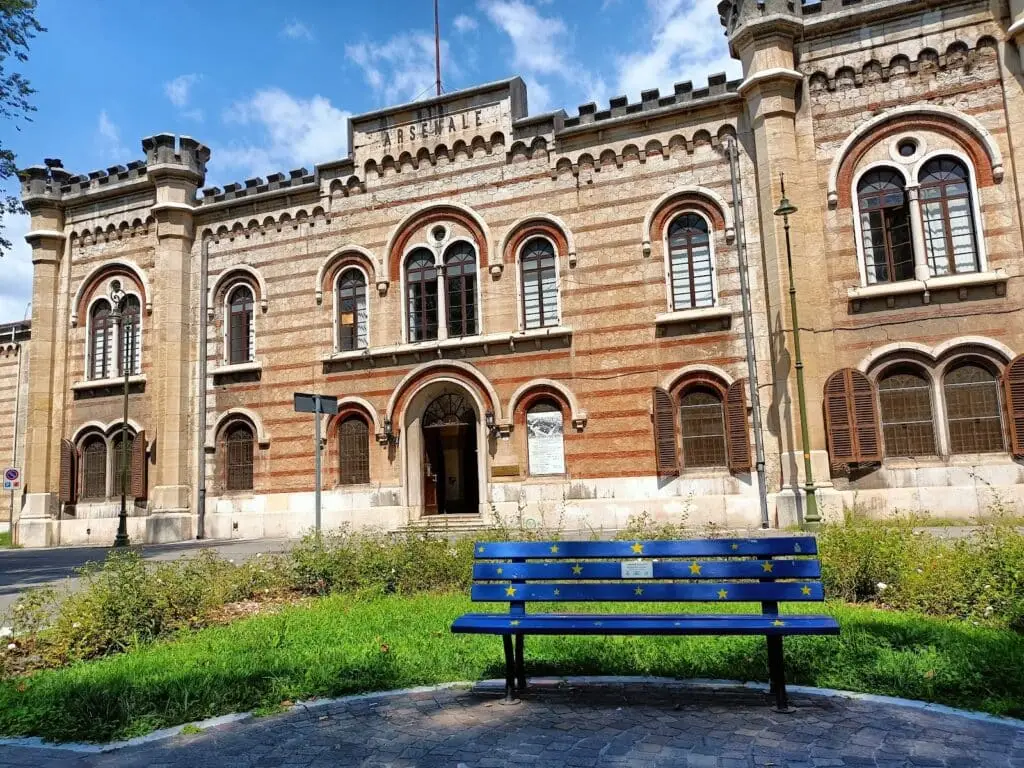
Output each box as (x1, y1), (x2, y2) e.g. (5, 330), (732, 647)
(421, 392), (479, 514)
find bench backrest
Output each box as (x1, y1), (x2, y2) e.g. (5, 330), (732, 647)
(471, 537), (823, 615)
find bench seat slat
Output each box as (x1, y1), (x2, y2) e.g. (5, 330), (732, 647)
(473, 560), (821, 581)
(452, 613), (839, 636)
(474, 538), (817, 559)
(472, 582), (824, 602)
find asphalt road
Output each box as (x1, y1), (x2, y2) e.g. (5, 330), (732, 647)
(0, 537), (291, 620)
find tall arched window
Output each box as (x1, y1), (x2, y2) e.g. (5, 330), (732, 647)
(89, 299), (114, 380)
(679, 386), (727, 467)
(857, 169), (913, 284)
(444, 242), (477, 337)
(919, 157), (979, 276)
(119, 295), (141, 376)
(878, 366), (936, 457)
(667, 214), (714, 310)
(944, 362), (1004, 454)
(111, 431), (135, 497)
(338, 416), (370, 484)
(227, 285), (255, 364)
(337, 269), (368, 351)
(224, 422), (254, 491)
(405, 249), (438, 342)
(520, 238), (558, 329)
(526, 399), (565, 475)
(80, 435), (107, 499)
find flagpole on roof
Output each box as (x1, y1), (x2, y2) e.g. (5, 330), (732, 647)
(434, 0), (442, 96)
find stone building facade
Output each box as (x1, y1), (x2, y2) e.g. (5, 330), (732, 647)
(8, 0), (1024, 546)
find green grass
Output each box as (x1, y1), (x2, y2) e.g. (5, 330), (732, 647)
(0, 531), (12, 548)
(1, 593), (1023, 743)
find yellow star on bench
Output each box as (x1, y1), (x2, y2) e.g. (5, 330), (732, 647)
(689, 562), (702, 575)
(550, 544), (559, 554)
(801, 585), (812, 596)
(477, 546), (486, 554)
(505, 586), (517, 597)
(496, 567), (504, 575)
(762, 562), (774, 573)
(717, 589), (729, 600)
(572, 563), (583, 575)
(731, 543), (739, 551)
(593, 621), (603, 626)
(773, 619), (785, 627)
(634, 586), (644, 596)
(553, 588), (561, 596)
(631, 542), (644, 554)
(510, 620), (520, 627)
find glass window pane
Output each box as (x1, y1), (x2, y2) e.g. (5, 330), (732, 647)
(679, 388), (727, 467)
(944, 364), (1004, 454)
(878, 369), (937, 457)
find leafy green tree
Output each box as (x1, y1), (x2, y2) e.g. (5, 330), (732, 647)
(1, 0), (45, 256)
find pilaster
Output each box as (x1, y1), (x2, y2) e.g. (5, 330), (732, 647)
(1010, 0), (1024, 69)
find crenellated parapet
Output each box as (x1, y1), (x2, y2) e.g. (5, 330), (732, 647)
(142, 133), (210, 182)
(199, 167), (316, 206)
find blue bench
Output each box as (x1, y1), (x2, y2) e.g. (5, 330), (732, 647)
(451, 536), (839, 709)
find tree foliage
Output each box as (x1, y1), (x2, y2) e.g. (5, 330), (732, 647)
(0, 0), (45, 256)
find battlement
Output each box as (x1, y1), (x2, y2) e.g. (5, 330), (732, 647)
(718, 0), (909, 37)
(141, 133), (210, 178)
(199, 167), (316, 206)
(561, 74), (742, 130)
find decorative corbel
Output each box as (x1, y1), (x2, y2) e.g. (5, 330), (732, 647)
(568, 249), (578, 268)
(572, 414), (589, 432)
(642, 239), (652, 257)
(489, 263), (504, 278)
(376, 280), (389, 297)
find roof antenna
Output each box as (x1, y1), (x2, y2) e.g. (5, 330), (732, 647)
(434, 0), (442, 96)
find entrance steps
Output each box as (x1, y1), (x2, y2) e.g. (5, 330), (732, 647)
(404, 514), (489, 534)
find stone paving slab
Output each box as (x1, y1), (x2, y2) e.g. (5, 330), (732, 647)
(1, 682), (1022, 767)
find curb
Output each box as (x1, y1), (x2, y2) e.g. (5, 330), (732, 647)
(0, 676), (1020, 754)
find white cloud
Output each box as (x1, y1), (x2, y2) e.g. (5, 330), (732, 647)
(615, 0), (741, 100)
(346, 33), (459, 104)
(0, 212), (33, 324)
(96, 110), (128, 160)
(165, 73), (200, 108)
(453, 14), (478, 33)
(215, 88), (350, 180)
(282, 20), (313, 41)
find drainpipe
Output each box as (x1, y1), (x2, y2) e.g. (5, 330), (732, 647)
(8, 330), (22, 533)
(196, 234), (210, 539)
(728, 137), (771, 529)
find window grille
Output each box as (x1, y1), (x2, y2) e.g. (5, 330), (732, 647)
(520, 238), (558, 329)
(878, 368), (937, 457)
(339, 416), (370, 484)
(944, 363), (1004, 454)
(858, 169), (914, 284)
(225, 422), (254, 491)
(679, 388), (727, 467)
(81, 436), (107, 499)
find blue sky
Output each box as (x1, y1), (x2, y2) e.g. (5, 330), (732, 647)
(0, 0), (741, 323)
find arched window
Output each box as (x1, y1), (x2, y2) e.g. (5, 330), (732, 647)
(119, 295), (141, 376)
(526, 399), (565, 475)
(944, 362), (1005, 454)
(444, 242), (477, 337)
(224, 422), (254, 491)
(857, 169), (913, 284)
(405, 249), (438, 342)
(919, 157), (979, 276)
(338, 416), (370, 484)
(520, 238), (558, 329)
(337, 269), (368, 351)
(667, 214), (714, 310)
(89, 299), (114, 380)
(679, 386), (727, 467)
(80, 435), (107, 500)
(878, 366), (936, 457)
(227, 285), (255, 364)
(111, 431), (135, 497)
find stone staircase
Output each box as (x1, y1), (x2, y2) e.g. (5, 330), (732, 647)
(404, 514), (490, 535)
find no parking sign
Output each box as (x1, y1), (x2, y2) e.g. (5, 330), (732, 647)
(3, 468), (21, 491)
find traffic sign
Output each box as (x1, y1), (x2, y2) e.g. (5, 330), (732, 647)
(3, 467), (21, 491)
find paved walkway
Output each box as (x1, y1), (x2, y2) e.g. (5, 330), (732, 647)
(1, 681), (1021, 767)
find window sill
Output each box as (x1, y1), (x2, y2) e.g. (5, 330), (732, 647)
(848, 270), (1007, 304)
(71, 374), (146, 393)
(210, 360), (263, 377)
(321, 326), (574, 367)
(654, 306), (732, 326)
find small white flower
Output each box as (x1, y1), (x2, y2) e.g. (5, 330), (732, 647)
(256, 553), (262, 558)
(228, 559), (234, 564)
(0, 627), (12, 638)
(984, 606), (994, 616)
(6, 643), (16, 650)
(72, 622), (82, 628)
(877, 582), (888, 592)
(915, 568), (923, 574)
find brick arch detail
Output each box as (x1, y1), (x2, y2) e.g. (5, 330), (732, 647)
(71, 260), (151, 327)
(512, 386), (571, 429)
(208, 265), (268, 319)
(316, 246), (378, 305)
(500, 215), (574, 266)
(386, 361), (502, 433)
(507, 378), (587, 430)
(385, 204), (490, 283)
(661, 365), (734, 400)
(831, 110), (1003, 209)
(643, 187), (733, 257)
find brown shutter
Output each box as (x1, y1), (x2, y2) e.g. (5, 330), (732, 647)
(130, 430), (147, 499)
(824, 369), (882, 466)
(652, 387), (679, 479)
(59, 439), (75, 504)
(725, 380), (752, 473)
(1003, 355), (1024, 457)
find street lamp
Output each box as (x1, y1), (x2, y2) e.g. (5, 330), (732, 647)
(773, 176), (821, 526)
(109, 280), (133, 547)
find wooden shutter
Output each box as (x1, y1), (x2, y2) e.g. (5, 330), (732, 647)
(823, 369), (882, 466)
(725, 380), (752, 473)
(652, 387), (679, 479)
(130, 430), (147, 499)
(1003, 355), (1024, 457)
(59, 439), (75, 504)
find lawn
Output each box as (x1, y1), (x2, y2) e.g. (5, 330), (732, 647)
(0, 531), (11, 548)
(1, 593), (1022, 743)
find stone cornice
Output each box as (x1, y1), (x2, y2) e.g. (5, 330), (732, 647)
(1008, 17), (1024, 40)
(736, 68), (803, 97)
(24, 229), (67, 244)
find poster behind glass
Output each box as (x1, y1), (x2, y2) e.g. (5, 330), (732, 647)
(527, 410), (565, 475)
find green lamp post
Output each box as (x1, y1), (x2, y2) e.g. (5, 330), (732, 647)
(774, 176), (821, 525)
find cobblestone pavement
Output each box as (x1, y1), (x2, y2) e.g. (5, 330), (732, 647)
(1, 682), (1022, 767)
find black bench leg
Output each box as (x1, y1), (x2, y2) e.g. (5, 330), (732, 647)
(515, 633), (526, 691)
(502, 635), (517, 703)
(766, 636), (791, 711)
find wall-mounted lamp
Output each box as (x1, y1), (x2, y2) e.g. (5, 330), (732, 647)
(382, 416), (398, 446)
(485, 410), (500, 437)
